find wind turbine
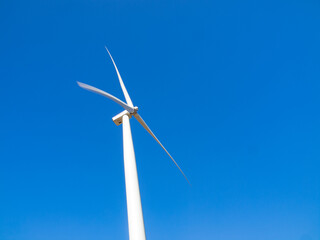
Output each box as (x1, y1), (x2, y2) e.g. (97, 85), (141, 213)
(77, 47), (189, 240)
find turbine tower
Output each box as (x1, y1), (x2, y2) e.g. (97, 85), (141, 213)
(77, 47), (189, 240)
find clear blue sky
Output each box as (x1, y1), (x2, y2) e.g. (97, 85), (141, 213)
(0, 0), (319, 239)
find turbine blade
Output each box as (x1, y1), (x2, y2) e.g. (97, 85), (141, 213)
(134, 113), (190, 184)
(77, 81), (135, 113)
(105, 46), (134, 107)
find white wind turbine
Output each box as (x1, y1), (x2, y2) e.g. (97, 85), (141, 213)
(77, 47), (189, 240)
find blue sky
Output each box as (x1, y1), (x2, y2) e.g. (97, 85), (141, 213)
(0, 0), (319, 239)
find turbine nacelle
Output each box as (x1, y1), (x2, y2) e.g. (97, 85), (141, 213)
(112, 106), (138, 126)
(112, 110), (132, 126)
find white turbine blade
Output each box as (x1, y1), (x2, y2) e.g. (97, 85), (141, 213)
(77, 81), (135, 113)
(105, 46), (134, 107)
(134, 113), (190, 184)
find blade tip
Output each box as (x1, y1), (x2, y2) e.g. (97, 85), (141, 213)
(104, 46), (111, 54)
(77, 81), (88, 89)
